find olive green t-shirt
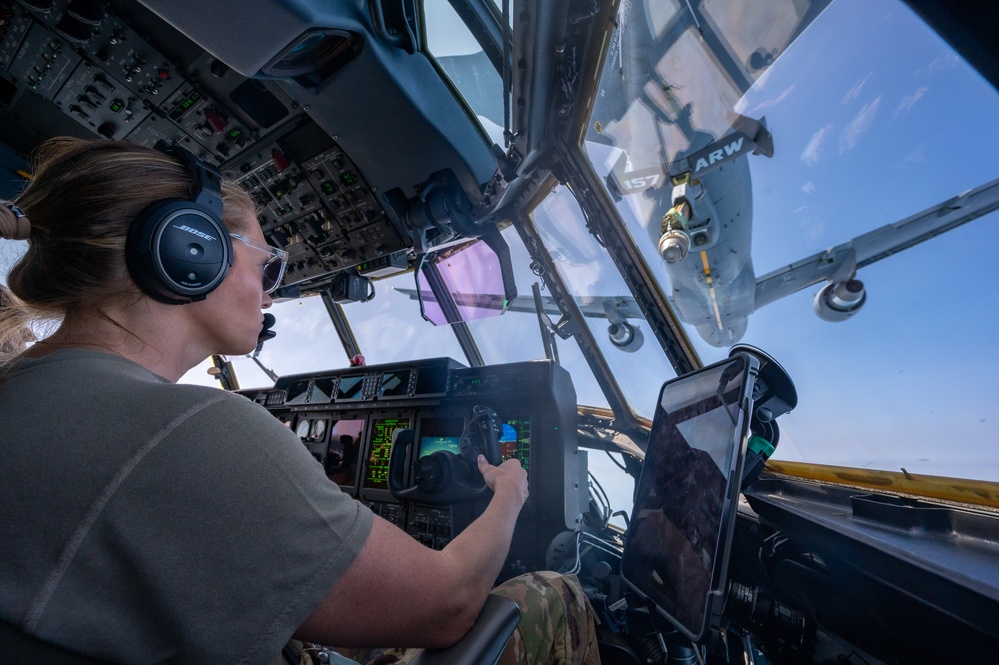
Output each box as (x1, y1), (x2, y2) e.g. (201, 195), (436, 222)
(0, 349), (373, 664)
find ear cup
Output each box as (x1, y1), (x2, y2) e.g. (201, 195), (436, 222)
(125, 147), (232, 304)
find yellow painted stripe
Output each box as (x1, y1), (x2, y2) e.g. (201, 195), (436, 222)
(765, 460), (999, 509)
(700, 251), (724, 330)
(699, 251), (712, 283)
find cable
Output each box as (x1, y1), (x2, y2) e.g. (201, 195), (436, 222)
(589, 469), (610, 508)
(581, 531), (624, 550)
(588, 471), (611, 523)
(565, 181), (606, 248)
(568, 530), (582, 574)
(580, 533), (623, 559)
(691, 641), (705, 665)
(605, 449), (628, 472)
(361, 278), (376, 303)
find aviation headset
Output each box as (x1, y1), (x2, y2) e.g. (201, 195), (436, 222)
(125, 146), (233, 305)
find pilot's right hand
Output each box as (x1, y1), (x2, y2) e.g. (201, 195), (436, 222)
(477, 455), (528, 506)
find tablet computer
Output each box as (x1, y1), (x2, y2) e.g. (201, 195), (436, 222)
(621, 353), (758, 642)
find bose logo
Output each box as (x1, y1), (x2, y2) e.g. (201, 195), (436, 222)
(173, 225), (217, 241)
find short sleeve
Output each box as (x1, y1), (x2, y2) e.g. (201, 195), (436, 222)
(34, 391), (373, 665)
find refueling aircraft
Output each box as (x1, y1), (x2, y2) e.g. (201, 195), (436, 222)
(2, 0), (998, 664)
(588, 0), (999, 347)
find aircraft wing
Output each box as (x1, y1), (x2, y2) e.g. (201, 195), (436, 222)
(755, 176), (999, 309)
(394, 288), (644, 323)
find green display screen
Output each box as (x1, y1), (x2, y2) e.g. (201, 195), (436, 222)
(169, 90), (201, 119)
(364, 416), (411, 491)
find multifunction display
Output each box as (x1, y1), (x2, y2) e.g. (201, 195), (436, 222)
(364, 416), (412, 490)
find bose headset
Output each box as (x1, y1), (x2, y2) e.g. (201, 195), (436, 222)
(125, 146), (233, 304)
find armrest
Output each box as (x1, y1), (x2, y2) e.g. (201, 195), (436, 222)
(409, 594), (521, 665)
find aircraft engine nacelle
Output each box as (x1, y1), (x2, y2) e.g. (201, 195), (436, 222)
(814, 279), (866, 322)
(608, 321), (644, 353)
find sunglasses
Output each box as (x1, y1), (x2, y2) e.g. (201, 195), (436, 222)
(229, 232), (288, 294)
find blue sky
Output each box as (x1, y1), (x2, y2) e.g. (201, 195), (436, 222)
(693, 0), (999, 479)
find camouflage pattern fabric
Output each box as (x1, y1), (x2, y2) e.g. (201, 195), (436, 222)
(321, 572), (600, 665)
(492, 571), (600, 665)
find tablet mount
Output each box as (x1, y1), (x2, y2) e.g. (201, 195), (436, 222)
(729, 345), (797, 488)
(617, 346), (804, 657)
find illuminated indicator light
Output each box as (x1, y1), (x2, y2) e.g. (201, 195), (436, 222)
(321, 181), (335, 194)
(108, 99), (123, 113)
(228, 128), (241, 140)
(340, 171), (357, 186)
(169, 91), (201, 119)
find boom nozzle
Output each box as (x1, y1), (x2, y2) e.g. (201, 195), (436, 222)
(658, 200), (691, 264)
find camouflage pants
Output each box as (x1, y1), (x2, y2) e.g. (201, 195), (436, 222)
(325, 572), (600, 665)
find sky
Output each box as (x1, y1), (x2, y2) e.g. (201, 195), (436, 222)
(577, 0), (999, 485)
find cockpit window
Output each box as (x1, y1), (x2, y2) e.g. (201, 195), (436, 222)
(423, 2), (505, 147)
(529, 185), (678, 418)
(466, 224), (610, 410)
(583, 0), (999, 479)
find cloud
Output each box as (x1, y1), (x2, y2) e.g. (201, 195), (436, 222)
(744, 84), (796, 115)
(893, 86), (928, 120)
(839, 96), (881, 152)
(841, 73), (872, 105)
(927, 52), (959, 73)
(804, 221), (825, 243)
(801, 181), (816, 194)
(894, 146), (928, 169)
(801, 125), (833, 165)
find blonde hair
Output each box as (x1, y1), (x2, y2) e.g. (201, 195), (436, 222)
(0, 285), (34, 356)
(0, 138), (256, 362)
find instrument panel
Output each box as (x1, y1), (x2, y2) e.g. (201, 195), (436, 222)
(240, 358), (585, 580)
(0, 0), (412, 293)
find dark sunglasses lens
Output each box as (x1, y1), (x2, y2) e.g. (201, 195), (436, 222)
(262, 258), (285, 293)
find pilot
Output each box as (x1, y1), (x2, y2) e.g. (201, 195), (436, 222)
(0, 139), (600, 665)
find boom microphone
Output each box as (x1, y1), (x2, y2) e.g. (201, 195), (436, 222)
(258, 313), (277, 345)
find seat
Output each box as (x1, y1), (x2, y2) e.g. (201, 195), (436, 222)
(0, 595), (521, 665)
